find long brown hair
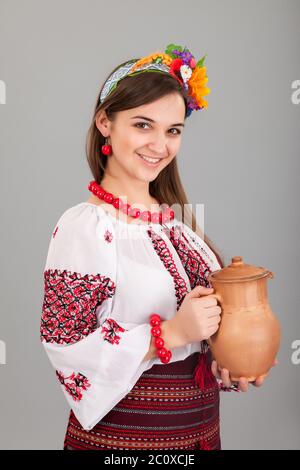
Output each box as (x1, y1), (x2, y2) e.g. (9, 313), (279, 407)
(86, 60), (225, 268)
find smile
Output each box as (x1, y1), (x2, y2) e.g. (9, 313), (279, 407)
(137, 153), (163, 166)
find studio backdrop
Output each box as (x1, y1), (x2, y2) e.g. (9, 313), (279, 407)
(0, 0), (299, 450)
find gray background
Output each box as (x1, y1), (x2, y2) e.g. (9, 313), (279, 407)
(0, 0), (299, 450)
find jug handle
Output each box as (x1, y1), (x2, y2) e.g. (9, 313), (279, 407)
(206, 293), (223, 349)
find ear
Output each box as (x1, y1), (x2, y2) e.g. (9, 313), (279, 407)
(95, 109), (111, 137)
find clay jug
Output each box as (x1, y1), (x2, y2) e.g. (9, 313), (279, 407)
(207, 256), (281, 382)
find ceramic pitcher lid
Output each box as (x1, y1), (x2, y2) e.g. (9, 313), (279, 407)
(209, 256), (273, 282)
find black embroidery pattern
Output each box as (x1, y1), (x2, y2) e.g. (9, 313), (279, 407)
(56, 370), (91, 401)
(101, 318), (126, 344)
(41, 269), (116, 345)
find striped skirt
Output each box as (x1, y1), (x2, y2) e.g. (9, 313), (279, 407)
(63, 350), (221, 450)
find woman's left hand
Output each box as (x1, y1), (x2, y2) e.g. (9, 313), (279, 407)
(211, 358), (278, 392)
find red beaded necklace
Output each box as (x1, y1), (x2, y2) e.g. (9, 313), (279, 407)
(88, 180), (175, 224)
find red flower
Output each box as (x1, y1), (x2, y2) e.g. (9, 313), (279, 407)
(169, 59), (184, 86)
(170, 58), (183, 72)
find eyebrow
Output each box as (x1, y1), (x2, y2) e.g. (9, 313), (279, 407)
(130, 115), (185, 127)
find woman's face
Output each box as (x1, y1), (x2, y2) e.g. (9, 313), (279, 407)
(97, 93), (186, 183)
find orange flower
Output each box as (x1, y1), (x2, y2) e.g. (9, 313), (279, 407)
(188, 66), (210, 108)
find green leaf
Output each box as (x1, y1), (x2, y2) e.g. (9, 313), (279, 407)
(196, 54), (207, 68)
(165, 43), (183, 57)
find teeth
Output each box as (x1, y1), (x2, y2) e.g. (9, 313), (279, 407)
(138, 154), (161, 164)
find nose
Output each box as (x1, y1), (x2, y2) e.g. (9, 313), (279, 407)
(147, 131), (169, 157)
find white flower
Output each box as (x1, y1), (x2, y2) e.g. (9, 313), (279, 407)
(180, 65), (192, 83)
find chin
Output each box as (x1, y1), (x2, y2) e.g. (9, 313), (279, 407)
(136, 173), (159, 183)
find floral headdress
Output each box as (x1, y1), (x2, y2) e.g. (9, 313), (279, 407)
(99, 43), (210, 117)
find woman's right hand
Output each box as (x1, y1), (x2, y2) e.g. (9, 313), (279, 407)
(167, 285), (222, 346)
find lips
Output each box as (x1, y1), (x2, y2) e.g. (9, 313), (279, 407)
(137, 153), (163, 166)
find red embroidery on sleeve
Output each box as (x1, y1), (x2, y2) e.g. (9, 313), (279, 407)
(101, 318), (126, 344)
(56, 370), (91, 401)
(40, 269), (116, 345)
(53, 226), (58, 238)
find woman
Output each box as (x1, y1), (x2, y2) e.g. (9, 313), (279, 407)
(40, 43), (276, 450)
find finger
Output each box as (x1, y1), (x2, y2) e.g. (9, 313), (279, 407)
(207, 326), (220, 337)
(253, 376), (265, 387)
(211, 360), (220, 378)
(197, 296), (218, 308)
(221, 368), (231, 388)
(238, 377), (249, 392)
(188, 286), (214, 299)
(207, 317), (221, 328)
(206, 309), (222, 318)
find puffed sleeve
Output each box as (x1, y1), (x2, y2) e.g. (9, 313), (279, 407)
(40, 203), (156, 431)
(170, 222), (240, 393)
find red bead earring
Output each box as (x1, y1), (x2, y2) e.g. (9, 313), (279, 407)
(101, 137), (112, 156)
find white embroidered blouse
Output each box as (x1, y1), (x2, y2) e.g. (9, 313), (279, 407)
(40, 201), (236, 432)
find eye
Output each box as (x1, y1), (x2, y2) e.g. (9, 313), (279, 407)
(169, 128), (181, 135)
(134, 122), (181, 135)
(134, 122), (151, 130)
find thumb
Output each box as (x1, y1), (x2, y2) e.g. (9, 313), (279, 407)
(188, 285), (214, 298)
